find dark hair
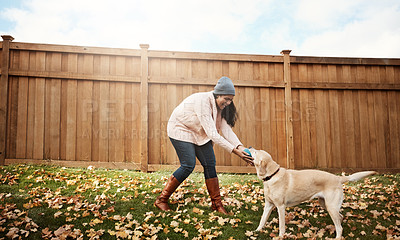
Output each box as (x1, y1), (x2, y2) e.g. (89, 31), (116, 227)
(222, 101), (238, 127)
(214, 94), (238, 127)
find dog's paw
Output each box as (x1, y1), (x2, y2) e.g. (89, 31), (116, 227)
(255, 227), (263, 232)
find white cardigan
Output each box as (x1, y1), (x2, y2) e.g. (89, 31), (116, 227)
(167, 91), (242, 152)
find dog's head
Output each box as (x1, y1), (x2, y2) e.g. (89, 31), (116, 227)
(248, 148), (280, 180)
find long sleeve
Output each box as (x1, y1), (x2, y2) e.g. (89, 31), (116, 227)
(220, 118), (242, 149)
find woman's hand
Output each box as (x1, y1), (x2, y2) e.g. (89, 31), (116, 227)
(233, 146), (254, 166)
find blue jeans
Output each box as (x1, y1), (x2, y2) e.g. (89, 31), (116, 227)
(170, 138), (217, 183)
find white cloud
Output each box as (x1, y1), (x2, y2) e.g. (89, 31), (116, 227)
(1, 0), (399, 58)
(259, 19), (300, 54)
(1, 0), (270, 51)
(295, 0), (363, 31)
(256, 0), (400, 57)
(295, 2), (400, 57)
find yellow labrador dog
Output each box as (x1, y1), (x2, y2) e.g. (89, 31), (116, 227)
(249, 147), (376, 239)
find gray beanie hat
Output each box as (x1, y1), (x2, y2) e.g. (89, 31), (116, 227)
(213, 77), (235, 95)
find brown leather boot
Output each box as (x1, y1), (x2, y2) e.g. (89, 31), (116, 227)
(154, 175), (180, 211)
(205, 177), (228, 214)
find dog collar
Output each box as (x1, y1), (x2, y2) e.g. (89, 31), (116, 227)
(263, 168), (280, 182)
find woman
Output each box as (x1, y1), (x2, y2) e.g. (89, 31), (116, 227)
(154, 76), (253, 214)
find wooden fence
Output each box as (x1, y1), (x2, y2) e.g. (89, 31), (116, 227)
(1, 35), (399, 173)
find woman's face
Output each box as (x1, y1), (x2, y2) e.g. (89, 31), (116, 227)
(215, 95), (234, 110)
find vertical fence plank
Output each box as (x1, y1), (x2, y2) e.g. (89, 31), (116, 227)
(44, 79), (51, 159)
(115, 58), (126, 163)
(91, 80), (101, 162)
(140, 44), (149, 172)
(254, 87), (262, 153)
(109, 82), (118, 162)
(109, 82), (125, 162)
(314, 90), (327, 168)
(76, 80), (93, 161)
(244, 87), (255, 166)
(15, 51), (30, 159)
(16, 77), (28, 158)
(66, 53), (78, 161)
(329, 90), (341, 168)
(374, 91), (388, 169)
(98, 56), (110, 162)
(133, 84), (142, 166)
(0, 35), (14, 164)
(48, 53), (62, 160)
(358, 90), (370, 168)
(31, 51), (46, 160)
(124, 83), (134, 163)
(367, 91), (378, 168)
(76, 54), (94, 161)
(166, 84), (178, 166)
(276, 89), (287, 166)
(267, 89), (277, 161)
(260, 88), (271, 151)
(388, 91), (399, 168)
(98, 82), (110, 162)
(91, 56), (103, 162)
(149, 84), (161, 165)
(282, 50), (294, 169)
(51, 79), (62, 160)
(60, 78), (68, 161)
(396, 91), (400, 169)
(26, 77), (35, 159)
(299, 90), (310, 168)
(7, 77), (18, 159)
(343, 90), (356, 168)
(338, 90), (348, 169)
(65, 79), (77, 161)
(160, 84), (169, 165)
(308, 90), (317, 167)
(352, 90), (362, 169)
(32, 78), (45, 160)
(292, 89), (301, 167)
(149, 59), (162, 165)
(60, 53), (68, 160)
(393, 91), (400, 168)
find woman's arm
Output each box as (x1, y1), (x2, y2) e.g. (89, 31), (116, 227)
(232, 146), (254, 165)
(220, 117), (254, 165)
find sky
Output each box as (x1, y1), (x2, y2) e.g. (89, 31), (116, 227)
(0, 0), (399, 58)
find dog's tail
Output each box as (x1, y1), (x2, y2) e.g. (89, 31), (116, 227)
(340, 171), (377, 184)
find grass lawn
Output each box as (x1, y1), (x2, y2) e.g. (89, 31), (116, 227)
(0, 164), (399, 239)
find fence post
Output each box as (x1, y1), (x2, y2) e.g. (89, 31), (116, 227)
(281, 50), (294, 169)
(140, 44), (150, 172)
(0, 35), (14, 165)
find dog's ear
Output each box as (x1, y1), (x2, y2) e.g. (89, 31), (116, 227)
(259, 159), (268, 176)
(258, 151), (279, 176)
(266, 159), (280, 175)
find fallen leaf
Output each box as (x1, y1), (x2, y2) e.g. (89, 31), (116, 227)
(193, 207), (204, 215)
(170, 221), (179, 228)
(54, 211), (63, 218)
(245, 230), (254, 237)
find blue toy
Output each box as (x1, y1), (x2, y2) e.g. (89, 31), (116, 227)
(244, 148), (252, 157)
